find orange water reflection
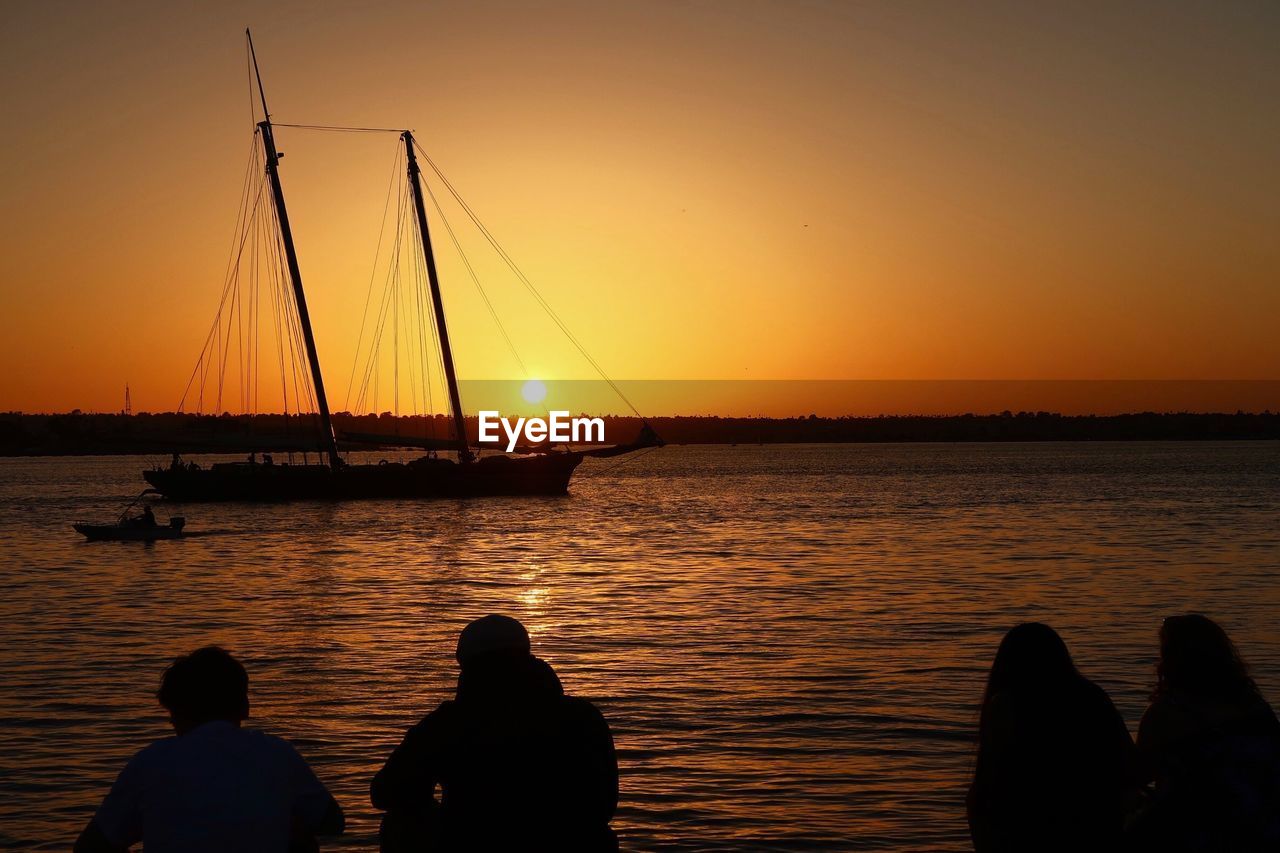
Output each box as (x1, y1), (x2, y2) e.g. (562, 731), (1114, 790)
(0, 443), (1278, 849)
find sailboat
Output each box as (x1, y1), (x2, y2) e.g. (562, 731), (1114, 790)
(143, 33), (659, 502)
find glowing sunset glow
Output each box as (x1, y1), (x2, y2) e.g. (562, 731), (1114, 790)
(1, 2), (1277, 415)
(521, 379), (548, 405)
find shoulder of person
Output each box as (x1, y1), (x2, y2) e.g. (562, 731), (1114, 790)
(244, 727), (308, 754)
(406, 700), (462, 738)
(129, 734), (182, 765)
(1077, 678), (1125, 715)
(1138, 693), (1197, 748)
(1078, 677), (1110, 700)
(560, 695), (610, 727)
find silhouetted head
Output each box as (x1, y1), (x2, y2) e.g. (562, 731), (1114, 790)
(454, 615), (564, 708)
(157, 646), (249, 734)
(1155, 614), (1259, 702)
(456, 614), (531, 669)
(975, 623), (1086, 776)
(983, 622), (1079, 701)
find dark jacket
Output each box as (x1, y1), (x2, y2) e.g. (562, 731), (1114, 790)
(1133, 691), (1280, 851)
(371, 655), (617, 851)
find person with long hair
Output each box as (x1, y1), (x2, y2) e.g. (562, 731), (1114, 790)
(967, 623), (1138, 852)
(1132, 614), (1280, 850)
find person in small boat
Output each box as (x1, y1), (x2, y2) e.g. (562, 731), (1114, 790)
(169, 452), (182, 471)
(1129, 614), (1280, 850)
(74, 646), (344, 853)
(371, 615), (618, 851)
(967, 622), (1139, 853)
(123, 504), (157, 528)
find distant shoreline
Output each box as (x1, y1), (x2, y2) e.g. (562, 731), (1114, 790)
(0, 411), (1275, 457)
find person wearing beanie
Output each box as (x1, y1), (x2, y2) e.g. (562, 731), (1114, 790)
(371, 615), (618, 851)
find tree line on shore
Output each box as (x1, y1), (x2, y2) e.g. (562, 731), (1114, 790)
(0, 410), (1275, 456)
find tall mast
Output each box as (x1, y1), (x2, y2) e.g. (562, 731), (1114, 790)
(403, 131), (473, 463)
(247, 30), (341, 468)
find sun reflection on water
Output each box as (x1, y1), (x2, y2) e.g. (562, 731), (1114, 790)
(0, 444), (1277, 850)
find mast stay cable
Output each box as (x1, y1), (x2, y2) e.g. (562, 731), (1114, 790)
(412, 138), (643, 419)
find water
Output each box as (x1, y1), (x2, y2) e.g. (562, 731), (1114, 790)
(1, 443), (1278, 851)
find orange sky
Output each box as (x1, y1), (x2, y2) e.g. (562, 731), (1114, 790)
(1, 1), (1277, 415)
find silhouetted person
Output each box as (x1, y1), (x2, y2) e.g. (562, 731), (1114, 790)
(74, 646), (343, 853)
(967, 623), (1138, 853)
(140, 504), (156, 527)
(1130, 614), (1280, 850)
(372, 615), (618, 851)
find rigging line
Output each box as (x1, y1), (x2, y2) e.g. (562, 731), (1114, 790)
(413, 140), (642, 417)
(250, 203), (259, 415)
(394, 228), (400, 417)
(267, 208), (291, 417)
(402, 189), (433, 424)
(221, 256), (242, 412)
(344, 140), (404, 411)
(391, 191), (412, 417)
(185, 139), (261, 413)
(410, 187), (434, 421)
(261, 196), (285, 413)
(252, 174), (266, 417)
(425, 219), (448, 426)
(179, 168), (269, 411)
(244, 214), (253, 413)
(264, 191), (320, 421)
(236, 242), (245, 412)
(265, 194), (305, 416)
(179, 138), (260, 411)
(216, 279), (229, 412)
(281, 233), (318, 418)
(273, 123), (405, 134)
(407, 187), (452, 424)
(386, 174), (413, 414)
(355, 176), (407, 413)
(249, 188), (274, 414)
(421, 176), (528, 377)
(353, 167), (405, 414)
(413, 202), (440, 424)
(402, 218), (424, 419)
(353, 182), (407, 414)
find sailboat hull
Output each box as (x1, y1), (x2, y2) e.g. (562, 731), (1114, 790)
(143, 453), (583, 502)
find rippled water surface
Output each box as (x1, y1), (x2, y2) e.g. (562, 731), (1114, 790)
(2, 443), (1279, 850)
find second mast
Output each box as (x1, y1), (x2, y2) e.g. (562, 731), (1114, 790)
(404, 131), (474, 463)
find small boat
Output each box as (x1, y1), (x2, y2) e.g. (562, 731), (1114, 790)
(74, 517), (186, 542)
(74, 493), (186, 541)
